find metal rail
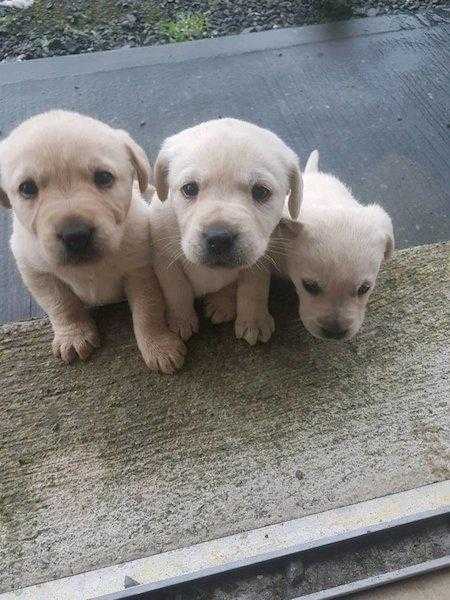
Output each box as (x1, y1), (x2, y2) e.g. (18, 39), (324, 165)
(97, 507), (449, 599)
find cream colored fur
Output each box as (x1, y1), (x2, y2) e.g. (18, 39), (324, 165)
(0, 110), (185, 373)
(150, 118), (302, 345)
(273, 150), (394, 340)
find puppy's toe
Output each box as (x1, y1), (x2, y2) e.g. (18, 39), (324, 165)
(235, 313), (275, 346)
(205, 296), (236, 324)
(140, 333), (187, 374)
(52, 322), (100, 364)
(168, 311), (199, 341)
(243, 327), (260, 346)
(258, 316), (275, 342)
(53, 341), (77, 364)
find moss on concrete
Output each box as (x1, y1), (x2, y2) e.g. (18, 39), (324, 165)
(159, 13), (208, 43)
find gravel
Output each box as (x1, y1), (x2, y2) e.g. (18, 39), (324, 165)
(0, 0), (448, 61)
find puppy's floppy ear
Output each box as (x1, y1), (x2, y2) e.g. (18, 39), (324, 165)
(116, 130), (152, 193)
(154, 147), (170, 202)
(287, 157), (303, 220)
(0, 143), (11, 209)
(368, 204), (395, 262)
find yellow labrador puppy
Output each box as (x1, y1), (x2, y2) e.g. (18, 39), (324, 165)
(0, 110), (185, 373)
(274, 150), (394, 340)
(150, 118), (302, 345)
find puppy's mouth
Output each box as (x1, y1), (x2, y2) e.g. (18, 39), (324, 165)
(307, 323), (356, 342)
(203, 258), (244, 269)
(200, 243), (253, 269)
(59, 245), (101, 266)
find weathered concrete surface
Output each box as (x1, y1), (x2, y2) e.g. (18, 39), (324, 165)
(0, 242), (448, 593)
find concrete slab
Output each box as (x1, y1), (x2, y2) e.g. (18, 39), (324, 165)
(0, 13), (449, 323)
(1, 482), (447, 599)
(0, 241), (448, 594)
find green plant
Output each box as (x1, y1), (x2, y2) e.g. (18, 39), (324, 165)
(159, 13), (208, 43)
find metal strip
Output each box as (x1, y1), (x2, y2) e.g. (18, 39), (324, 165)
(94, 507), (450, 600)
(293, 556), (450, 600)
(1, 481), (448, 600)
(93, 506), (450, 600)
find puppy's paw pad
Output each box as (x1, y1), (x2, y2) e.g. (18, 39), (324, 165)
(141, 333), (187, 374)
(235, 313), (275, 346)
(52, 322), (100, 364)
(167, 311), (199, 341)
(205, 295), (236, 324)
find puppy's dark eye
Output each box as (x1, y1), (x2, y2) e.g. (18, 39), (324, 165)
(94, 170), (114, 188)
(181, 182), (199, 198)
(357, 282), (371, 296)
(18, 179), (38, 199)
(302, 279), (322, 295)
(252, 184), (271, 202)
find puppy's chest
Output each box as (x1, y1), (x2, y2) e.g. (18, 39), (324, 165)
(58, 265), (124, 306)
(183, 263), (239, 296)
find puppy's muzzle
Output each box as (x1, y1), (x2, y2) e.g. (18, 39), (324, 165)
(201, 226), (240, 267)
(57, 218), (97, 263)
(319, 319), (348, 340)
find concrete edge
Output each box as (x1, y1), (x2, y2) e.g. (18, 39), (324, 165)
(0, 13), (435, 85)
(2, 481), (448, 600)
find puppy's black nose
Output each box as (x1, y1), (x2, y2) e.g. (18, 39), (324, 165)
(321, 325), (348, 340)
(203, 227), (237, 255)
(58, 222), (94, 254)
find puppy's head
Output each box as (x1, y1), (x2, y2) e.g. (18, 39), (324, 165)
(0, 110), (150, 267)
(154, 118), (301, 269)
(279, 202), (394, 341)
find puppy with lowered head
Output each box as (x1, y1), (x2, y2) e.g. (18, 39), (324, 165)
(0, 110), (185, 373)
(275, 150), (394, 340)
(149, 118), (302, 345)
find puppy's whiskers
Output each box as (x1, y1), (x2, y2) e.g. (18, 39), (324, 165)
(166, 247), (184, 270)
(159, 241), (180, 255)
(262, 252), (280, 273)
(267, 246), (288, 256)
(269, 246), (303, 259)
(165, 250), (185, 270)
(249, 256), (272, 275)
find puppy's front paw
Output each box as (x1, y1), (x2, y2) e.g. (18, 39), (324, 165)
(139, 331), (187, 374)
(52, 321), (100, 364)
(205, 293), (236, 324)
(167, 310), (199, 341)
(235, 311), (275, 346)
